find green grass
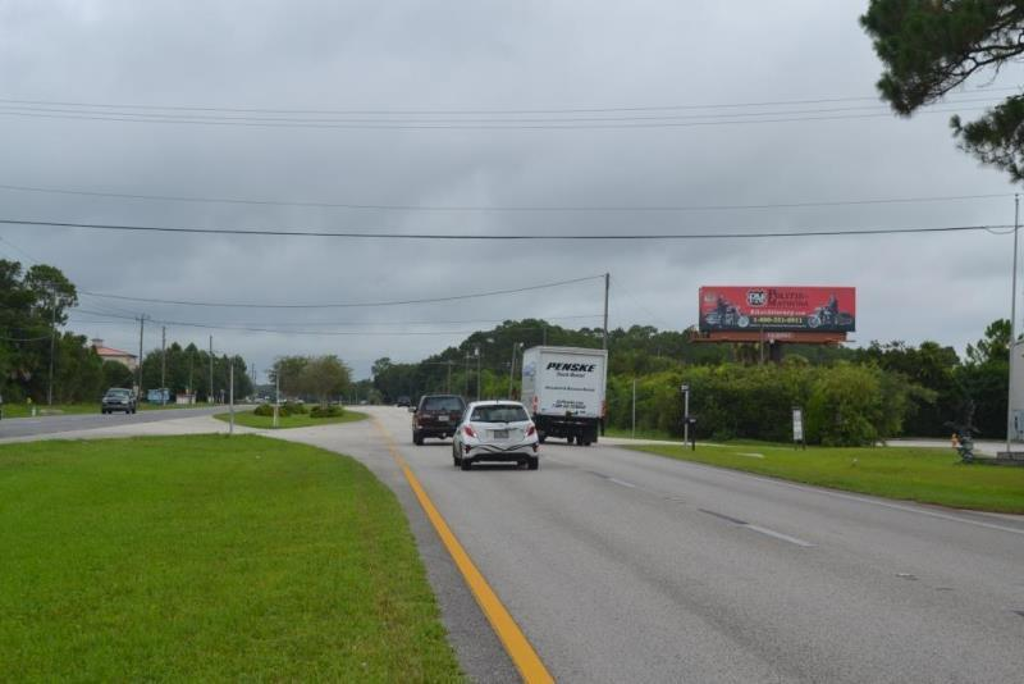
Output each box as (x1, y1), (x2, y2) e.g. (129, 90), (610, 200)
(214, 408), (368, 429)
(0, 435), (462, 681)
(1, 402), (193, 418)
(603, 425), (676, 441)
(629, 442), (1024, 514)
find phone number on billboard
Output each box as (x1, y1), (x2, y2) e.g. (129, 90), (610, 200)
(752, 316), (805, 325)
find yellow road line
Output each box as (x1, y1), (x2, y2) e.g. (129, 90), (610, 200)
(373, 418), (554, 684)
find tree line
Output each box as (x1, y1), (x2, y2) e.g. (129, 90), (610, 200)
(370, 317), (1012, 445)
(1, 258), (251, 404)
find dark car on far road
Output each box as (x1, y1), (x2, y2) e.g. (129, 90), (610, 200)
(396, 395), (412, 407)
(412, 394), (467, 445)
(102, 387), (137, 414)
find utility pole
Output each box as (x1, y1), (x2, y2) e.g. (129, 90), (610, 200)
(632, 378), (637, 439)
(208, 335), (214, 404)
(475, 345), (481, 401)
(136, 314), (149, 397)
(160, 326), (167, 405)
(507, 342), (522, 399)
(446, 360), (452, 394)
(273, 367), (281, 428)
(229, 362), (235, 435)
(47, 289), (57, 406)
(187, 350), (194, 404)
(603, 272), (610, 350)
(464, 353), (471, 396)
(1008, 194), (1020, 455)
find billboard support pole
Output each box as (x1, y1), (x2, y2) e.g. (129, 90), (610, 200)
(1008, 194), (1020, 455)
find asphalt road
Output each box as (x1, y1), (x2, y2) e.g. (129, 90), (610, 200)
(0, 405), (235, 440)
(286, 407), (1024, 683)
(9, 405), (1023, 682)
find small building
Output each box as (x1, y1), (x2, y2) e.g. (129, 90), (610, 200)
(91, 339), (138, 371)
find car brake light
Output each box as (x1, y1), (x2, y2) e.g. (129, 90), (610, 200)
(526, 424), (536, 437)
(463, 425), (476, 438)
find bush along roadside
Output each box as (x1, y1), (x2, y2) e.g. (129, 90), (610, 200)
(606, 362), (926, 447)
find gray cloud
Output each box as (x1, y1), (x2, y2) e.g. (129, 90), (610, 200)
(0, 0), (1016, 378)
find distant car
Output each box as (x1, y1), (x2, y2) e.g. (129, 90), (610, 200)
(452, 400), (540, 471)
(396, 395), (412, 407)
(412, 394), (467, 445)
(102, 388), (137, 414)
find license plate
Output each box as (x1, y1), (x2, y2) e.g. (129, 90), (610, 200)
(492, 429), (509, 439)
(436, 415), (449, 422)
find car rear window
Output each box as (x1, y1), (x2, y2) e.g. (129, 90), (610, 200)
(423, 396), (465, 411)
(470, 405), (528, 423)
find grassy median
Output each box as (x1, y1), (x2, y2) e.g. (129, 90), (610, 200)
(629, 443), (1024, 514)
(0, 435), (462, 681)
(213, 409), (368, 429)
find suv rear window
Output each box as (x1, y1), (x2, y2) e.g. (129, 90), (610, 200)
(470, 405), (528, 423)
(422, 396), (465, 411)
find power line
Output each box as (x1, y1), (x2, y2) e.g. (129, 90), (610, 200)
(0, 333), (51, 342)
(77, 274), (604, 309)
(70, 309), (604, 328)
(0, 98), (1004, 125)
(0, 105), (994, 130)
(0, 87), (1015, 115)
(69, 311), (600, 337)
(0, 181), (1010, 213)
(0, 216), (1011, 242)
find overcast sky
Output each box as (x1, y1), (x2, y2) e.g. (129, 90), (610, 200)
(0, 0), (1018, 380)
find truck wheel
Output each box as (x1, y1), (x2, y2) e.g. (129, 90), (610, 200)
(528, 457), (539, 470)
(460, 458), (472, 471)
(413, 431), (424, 446)
(538, 432), (547, 444)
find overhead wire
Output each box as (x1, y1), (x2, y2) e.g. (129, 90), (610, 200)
(0, 217), (1011, 242)
(0, 104), (995, 130)
(0, 87), (1014, 115)
(0, 182), (1011, 213)
(77, 274), (604, 309)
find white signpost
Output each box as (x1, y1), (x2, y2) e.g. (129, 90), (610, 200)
(792, 407), (805, 448)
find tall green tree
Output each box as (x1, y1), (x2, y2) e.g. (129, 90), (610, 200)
(861, 1), (1024, 180)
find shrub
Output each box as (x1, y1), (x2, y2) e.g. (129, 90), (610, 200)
(253, 403), (291, 417)
(310, 404), (344, 418)
(283, 401), (307, 415)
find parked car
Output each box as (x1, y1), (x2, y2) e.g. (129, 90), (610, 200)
(452, 400), (540, 471)
(412, 394), (466, 445)
(102, 388), (137, 414)
(396, 395), (412, 407)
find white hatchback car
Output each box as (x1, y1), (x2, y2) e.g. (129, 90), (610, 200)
(452, 400), (540, 471)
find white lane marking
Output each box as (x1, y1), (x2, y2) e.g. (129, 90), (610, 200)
(609, 445), (1024, 537)
(607, 477), (638, 489)
(737, 452), (765, 459)
(745, 524), (815, 548)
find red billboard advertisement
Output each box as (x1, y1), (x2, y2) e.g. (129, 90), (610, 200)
(699, 286), (856, 333)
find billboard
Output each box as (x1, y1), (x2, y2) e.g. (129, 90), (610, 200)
(699, 286), (855, 333)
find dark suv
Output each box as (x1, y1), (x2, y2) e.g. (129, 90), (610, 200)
(102, 387), (137, 414)
(412, 394), (466, 445)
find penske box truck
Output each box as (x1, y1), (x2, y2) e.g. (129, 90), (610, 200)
(521, 346), (607, 446)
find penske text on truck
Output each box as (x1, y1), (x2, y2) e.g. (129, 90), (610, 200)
(521, 346), (608, 446)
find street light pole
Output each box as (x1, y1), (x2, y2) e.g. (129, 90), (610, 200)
(160, 326), (167, 405)
(47, 289), (57, 406)
(1008, 194), (1020, 454)
(603, 272), (610, 350)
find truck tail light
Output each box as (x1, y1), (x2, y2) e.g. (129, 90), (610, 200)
(463, 425), (477, 438)
(526, 424), (536, 437)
